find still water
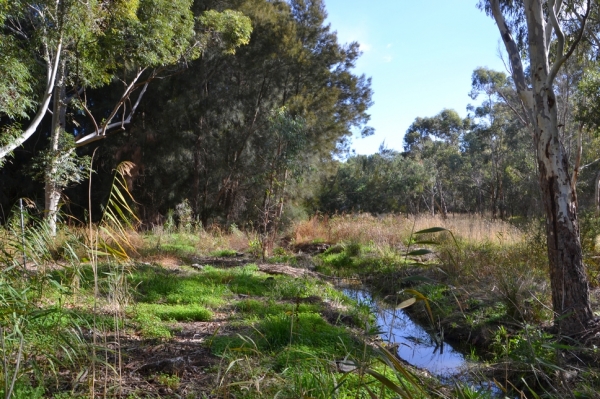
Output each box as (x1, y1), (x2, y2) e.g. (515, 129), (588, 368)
(342, 287), (468, 376)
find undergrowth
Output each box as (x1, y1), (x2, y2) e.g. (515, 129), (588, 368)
(2, 209), (600, 397)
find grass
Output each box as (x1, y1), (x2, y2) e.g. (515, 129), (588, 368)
(130, 263), (228, 307)
(291, 213), (600, 396)
(293, 213), (524, 248)
(140, 226), (251, 260)
(3, 211), (600, 398)
(136, 303), (212, 322)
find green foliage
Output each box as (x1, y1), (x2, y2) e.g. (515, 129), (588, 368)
(198, 9), (252, 55)
(0, 38), (35, 120)
(315, 149), (428, 214)
(156, 373), (180, 390)
(579, 211), (600, 284)
(313, 64), (536, 218)
(0, 225), (90, 398)
(576, 67), (600, 128)
(0, 380), (45, 399)
(28, 135), (90, 189)
(175, 199), (195, 233)
(491, 325), (554, 363)
(209, 249), (238, 257)
(132, 309), (172, 339)
(490, 324), (560, 390)
(121, 0), (372, 228)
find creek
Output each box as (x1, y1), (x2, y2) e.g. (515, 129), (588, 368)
(342, 286), (468, 376)
(341, 285), (504, 397)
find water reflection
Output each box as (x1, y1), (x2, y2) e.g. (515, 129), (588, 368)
(342, 287), (467, 376)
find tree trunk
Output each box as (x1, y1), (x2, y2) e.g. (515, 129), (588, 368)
(45, 61), (67, 236)
(527, 1), (593, 336)
(595, 171), (600, 215)
(533, 88), (593, 335)
(490, 0), (594, 335)
(437, 180), (448, 219)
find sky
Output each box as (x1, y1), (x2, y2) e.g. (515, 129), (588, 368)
(324, 0), (509, 155)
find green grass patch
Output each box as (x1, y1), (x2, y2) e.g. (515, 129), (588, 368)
(209, 249), (238, 257)
(317, 241), (411, 278)
(236, 298), (320, 317)
(142, 232), (202, 258)
(257, 311), (353, 352)
(130, 264), (227, 307)
(159, 243), (196, 255)
(133, 309), (172, 339)
(137, 303), (212, 322)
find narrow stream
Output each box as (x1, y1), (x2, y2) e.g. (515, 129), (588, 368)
(342, 287), (469, 377)
(342, 286), (509, 397)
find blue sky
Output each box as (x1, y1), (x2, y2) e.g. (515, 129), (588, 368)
(324, 1), (508, 154)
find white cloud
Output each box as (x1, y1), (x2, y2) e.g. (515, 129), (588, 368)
(359, 42), (372, 52)
(386, 43), (393, 48)
(331, 21), (372, 53)
(383, 55), (393, 63)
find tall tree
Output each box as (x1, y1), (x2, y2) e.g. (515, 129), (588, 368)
(120, 0), (372, 227)
(0, 0), (251, 233)
(468, 67), (535, 218)
(481, 0), (595, 335)
(404, 109), (469, 217)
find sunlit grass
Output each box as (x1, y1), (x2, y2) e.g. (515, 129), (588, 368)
(293, 213), (524, 247)
(137, 303), (212, 322)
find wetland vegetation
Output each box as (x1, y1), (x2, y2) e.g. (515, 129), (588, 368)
(4, 0), (600, 397)
(1, 209), (599, 398)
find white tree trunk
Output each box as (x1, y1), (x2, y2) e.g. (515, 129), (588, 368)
(44, 60), (67, 236)
(490, 0), (594, 335)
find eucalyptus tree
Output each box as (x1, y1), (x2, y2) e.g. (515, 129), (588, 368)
(314, 148), (427, 215)
(0, 0), (251, 234)
(404, 109), (469, 217)
(468, 67), (536, 218)
(480, 0), (596, 335)
(255, 108), (307, 255)
(571, 63), (600, 211)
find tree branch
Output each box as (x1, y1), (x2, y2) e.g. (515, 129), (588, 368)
(547, 0), (591, 86)
(497, 91), (529, 127)
(75, 72), (152, 147)
(546, 0), (564, 49)
(489, 0), (531, 108)
(100, 67), (147, 136)
(0, 35), (63, 162)
(580, 157), (600, 171)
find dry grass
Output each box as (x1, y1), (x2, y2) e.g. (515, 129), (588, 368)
(292, 213), (524, 247)
(414, 214), (523, 245)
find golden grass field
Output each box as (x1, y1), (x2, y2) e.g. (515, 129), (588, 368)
(292, 213), (524, 248)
